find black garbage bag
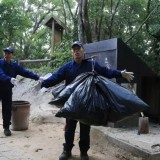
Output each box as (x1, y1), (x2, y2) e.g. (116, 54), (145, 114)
(97, 75), (149, 122)
(49, 83), (66, 107)
(49, 73), (91, 107)
(51, 83), (66, 97)
(55, 72), (150, 126)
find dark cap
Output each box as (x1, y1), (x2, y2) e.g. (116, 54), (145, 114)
(3, 47), (14, 53)
(71, 41), (83, 48)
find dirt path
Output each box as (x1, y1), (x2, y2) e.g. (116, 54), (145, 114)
(0, 119), (142, 160)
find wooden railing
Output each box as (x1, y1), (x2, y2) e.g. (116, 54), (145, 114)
(18, 59), (51, 65)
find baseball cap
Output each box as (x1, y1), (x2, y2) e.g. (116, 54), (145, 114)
(3, 47), (14, 53)
(71, 41), (83, 48)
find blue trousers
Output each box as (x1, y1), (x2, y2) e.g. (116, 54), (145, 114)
(63, 118), (90, 153)
(0, 88), (12, 129)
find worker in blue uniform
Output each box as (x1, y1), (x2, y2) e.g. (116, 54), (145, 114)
(0, 47), (40, 136)
(34, 41), (134, 160)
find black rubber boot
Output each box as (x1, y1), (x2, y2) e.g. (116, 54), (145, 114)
(59, 151), (71, 160)
(4, 129), (11, 136)
(81, 152), (89, 160)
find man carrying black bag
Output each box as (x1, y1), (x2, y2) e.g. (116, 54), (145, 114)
(34, 41), (134, 160)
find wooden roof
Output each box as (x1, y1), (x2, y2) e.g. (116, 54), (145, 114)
(44, 15), (65, 31)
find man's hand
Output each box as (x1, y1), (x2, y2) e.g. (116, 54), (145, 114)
(10, 78), (18, 86)
(34, 80), (42, 92)
(121, 69), (134, 82)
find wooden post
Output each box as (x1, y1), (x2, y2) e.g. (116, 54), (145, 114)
(138, 112), (149, 134)
(51, 20), (55, 54)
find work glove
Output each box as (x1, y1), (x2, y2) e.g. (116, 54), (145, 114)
(121, 69), (134, 82)
(34, 80), (42, 92)
(10, 78), (18, 87)
(39, 76), (45, 81)
(39, 73), (52, 81)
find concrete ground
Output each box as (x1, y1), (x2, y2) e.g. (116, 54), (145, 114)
(91, 123), (160, 160)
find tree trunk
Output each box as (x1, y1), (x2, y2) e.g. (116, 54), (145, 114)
(81, 0), (92, 43)
(77, 0), (92, 43)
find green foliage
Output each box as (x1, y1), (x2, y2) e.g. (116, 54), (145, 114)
(25, 38), (73, 75)
(0, 0), (30, 49)
(29, 64), (56, 75)
(0, 0), (160, 75)
(51, 39), (73, 68)
(83, 0), (160, 75)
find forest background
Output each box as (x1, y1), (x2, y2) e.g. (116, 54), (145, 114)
(0, 0), (160, 75)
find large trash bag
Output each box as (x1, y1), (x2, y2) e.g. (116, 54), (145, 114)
(55, 72), (150, 126)
(49, 73), (91, 107)
(49, 83), (66, 107)
(97, 75), (149, 122)
(51, 83), (66, 97)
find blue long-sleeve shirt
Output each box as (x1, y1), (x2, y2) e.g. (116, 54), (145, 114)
(41, 60), (122, 88)
(0, 58), (39, 89)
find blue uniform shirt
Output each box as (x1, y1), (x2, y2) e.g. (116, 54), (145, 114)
(0, 58), (39, 88)
(41, 60), (122, 88)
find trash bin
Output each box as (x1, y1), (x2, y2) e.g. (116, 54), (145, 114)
(11, 100), (30, 131)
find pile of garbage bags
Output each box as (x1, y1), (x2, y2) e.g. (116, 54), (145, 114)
(49, 72), (149, 126)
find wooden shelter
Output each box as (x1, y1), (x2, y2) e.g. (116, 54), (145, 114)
(44, 15), (65, 53)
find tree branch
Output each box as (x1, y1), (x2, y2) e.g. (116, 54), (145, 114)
(126, 2), (160, 43)
(109, 0), (121, 38)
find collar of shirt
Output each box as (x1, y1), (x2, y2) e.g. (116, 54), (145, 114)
(3, 58), (13, 66)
